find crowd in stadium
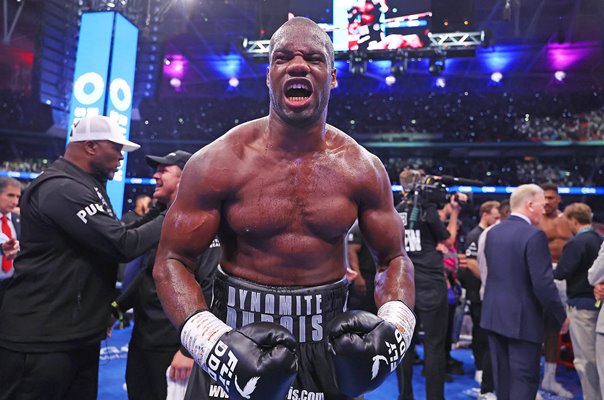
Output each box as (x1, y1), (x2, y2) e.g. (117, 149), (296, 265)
(126, 87), (604, 143)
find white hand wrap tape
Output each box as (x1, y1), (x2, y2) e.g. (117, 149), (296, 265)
(377, 300), (415, 350)
(181, 311), (232, 368)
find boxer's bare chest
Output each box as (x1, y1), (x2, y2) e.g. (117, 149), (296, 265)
(224, 151), (358, 241)
(539, 215), (571, 261)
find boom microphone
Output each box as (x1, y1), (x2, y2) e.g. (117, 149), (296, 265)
(428, 175), (484, 187)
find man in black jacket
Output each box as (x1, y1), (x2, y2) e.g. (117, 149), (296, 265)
(553, 202), (603, 399)
(112, 150), (222, 400)
(395, 168), (465, 400)
(0, 115), (166, 400)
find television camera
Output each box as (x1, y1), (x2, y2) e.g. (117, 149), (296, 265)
(401, 174), (483, 229)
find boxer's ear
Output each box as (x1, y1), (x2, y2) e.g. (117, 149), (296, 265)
(266, 66), (270, 87)
(330, 68), (337, 89)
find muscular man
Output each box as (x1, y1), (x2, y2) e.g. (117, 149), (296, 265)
(0, 115), (166, 400)
(153, 17), (416, 400)
(537, 182), (573, 398)
(539, 183), (573, 264)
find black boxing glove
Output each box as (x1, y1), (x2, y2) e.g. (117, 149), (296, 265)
(327, 301), (415, 397)
(181, 311), (298, 400)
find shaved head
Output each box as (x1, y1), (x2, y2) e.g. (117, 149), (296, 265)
(269, 17), (335, 69)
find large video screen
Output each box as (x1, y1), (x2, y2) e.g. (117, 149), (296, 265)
(290, 0), (431, 52)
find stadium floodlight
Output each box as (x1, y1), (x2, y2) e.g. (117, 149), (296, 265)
(348, 52), (367, 76)
(169, 77), (181, 88)
(428, 53), (445, 76)
(554, 71), (566, 82)
(491, 72), (503, 83)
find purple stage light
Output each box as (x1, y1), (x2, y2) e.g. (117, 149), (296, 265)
(163, 54), (187, 79)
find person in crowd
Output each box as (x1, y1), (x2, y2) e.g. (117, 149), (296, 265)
(119, 193), (153, 289)
(481, 184), (567, 400)
(122, 194), (152, 224)
(0, 115), (167, 400)
(347, 220), (377, 314)
(0, 177), (22, 297)
(0, 233), (19, 262)
(553, 203), (602, 399)
(0, 230), (19, 309)
(459, 200), (500, 396)
(537, 182), (574, 398)
(112, 150), (222, 400)
(437, 200), (465, 379)
(478, 199), (511, 300)
(153, 17), (416, 400)
(396, 168), (467, 400)
(588, 241), (604, 400)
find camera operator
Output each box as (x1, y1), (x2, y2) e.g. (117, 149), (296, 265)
(394, 168), (468, 400)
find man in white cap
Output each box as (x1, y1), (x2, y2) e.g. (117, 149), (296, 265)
(0, 115), (167, 400)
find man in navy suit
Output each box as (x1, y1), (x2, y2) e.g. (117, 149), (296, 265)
(481, 184), (567, 400)
(0, 177), (21, 285)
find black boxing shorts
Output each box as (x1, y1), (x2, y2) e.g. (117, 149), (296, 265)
(184, 267), (353, 400)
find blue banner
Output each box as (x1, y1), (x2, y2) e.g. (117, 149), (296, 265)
(67, 11), (139, 217)
(105, 13), (139, 217)
(68, 12), (113, 131)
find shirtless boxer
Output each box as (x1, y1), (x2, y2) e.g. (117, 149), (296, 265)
(153, 17), (416, 400)
(537, 182), (573, 398)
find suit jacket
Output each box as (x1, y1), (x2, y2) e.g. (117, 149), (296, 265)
(588, 241), (604, 334)
(10, 212), (20, 239)
(481, 215), (566, 343)
(0, 212), (19, 280)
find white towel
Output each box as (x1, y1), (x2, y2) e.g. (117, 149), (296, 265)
(165, 366), (189, 400)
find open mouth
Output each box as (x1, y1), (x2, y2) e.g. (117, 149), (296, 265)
(285, 81), (312, 102)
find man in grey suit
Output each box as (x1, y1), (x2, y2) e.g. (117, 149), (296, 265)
(588, 241), (604, 400)
(481, 184), (567, 400)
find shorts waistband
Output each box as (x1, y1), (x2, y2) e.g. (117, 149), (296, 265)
(211, 267), (348, 343)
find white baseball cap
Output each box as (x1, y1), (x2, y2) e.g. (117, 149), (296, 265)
(69, 115), (140, 152)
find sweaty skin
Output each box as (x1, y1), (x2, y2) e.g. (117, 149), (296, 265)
(153, 17), (415, 328)
(537, 189), (572, 263)
(537, 188), (572, 365)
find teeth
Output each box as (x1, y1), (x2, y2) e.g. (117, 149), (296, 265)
(289, 97), (307, 101)
(286, 82), (311, 91)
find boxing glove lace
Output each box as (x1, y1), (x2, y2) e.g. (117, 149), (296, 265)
(181, 310), (298, 400)
(327, 300), (415, 397)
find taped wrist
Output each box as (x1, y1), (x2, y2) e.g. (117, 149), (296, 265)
(377, 300), (415, 349)
(180, 310), (232, 368)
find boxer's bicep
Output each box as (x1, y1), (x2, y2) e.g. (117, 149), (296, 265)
(355, 163), (414, 308)
(154, 157), (225, 326)
(360, 207), (405, 267)
(159, 197), (221, 272)
(158, 153), (224, 271)
(357, 159), (405, 268)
